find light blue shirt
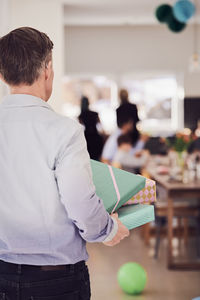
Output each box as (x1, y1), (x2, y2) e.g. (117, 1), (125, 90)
(102, 128), (145, 162)
(102, 128), (122, 161)
(0, 94), (115, 266)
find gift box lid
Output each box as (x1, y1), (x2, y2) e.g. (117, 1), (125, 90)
(90, 159), (146, 213)
(118, 204), (155, 230)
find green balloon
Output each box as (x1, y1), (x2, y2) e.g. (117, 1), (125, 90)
(117, 262), (147, 295)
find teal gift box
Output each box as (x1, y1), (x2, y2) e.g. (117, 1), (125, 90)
(90, 159), (146, 213)
(90, 160), (155, 230)
(117, 204), (155, 230)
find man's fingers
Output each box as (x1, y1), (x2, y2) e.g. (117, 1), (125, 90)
(124, 228), (130, 236)
(104, 239), (120, 246)
(103, 228), (129, 246)
(111, 212), (118, 218)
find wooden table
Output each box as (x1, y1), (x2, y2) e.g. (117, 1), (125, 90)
(147, 167), (200, 270)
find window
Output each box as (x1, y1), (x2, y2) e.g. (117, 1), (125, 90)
(121, 74), (184, 136)
(61, 75), (117, 133)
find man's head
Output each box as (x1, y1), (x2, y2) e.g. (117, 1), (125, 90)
(119, 89), (129, 104)
(117, 134), (132, 152)
(81, 96), (89, 112)
(0, 27), (54, 101)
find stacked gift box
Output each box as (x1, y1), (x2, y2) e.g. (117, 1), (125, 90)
(90, 159), (156, 230)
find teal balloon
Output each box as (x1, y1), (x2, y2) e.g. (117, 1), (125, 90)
(167, 13), (186, 33)
(155, 4), (172, 23)
(173, 0), (196, 23)
(117, 262), (147, 295)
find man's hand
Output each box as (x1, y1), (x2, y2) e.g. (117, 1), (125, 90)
(103, 213), (130, 246)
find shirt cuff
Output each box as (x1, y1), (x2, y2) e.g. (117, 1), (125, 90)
(103, 216), (118, 243)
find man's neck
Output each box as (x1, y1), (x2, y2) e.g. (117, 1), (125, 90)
(10, 83), (46, 102)
(121, 128), (128, 134)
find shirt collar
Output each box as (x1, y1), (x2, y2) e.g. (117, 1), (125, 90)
(1, 94), (53, 111)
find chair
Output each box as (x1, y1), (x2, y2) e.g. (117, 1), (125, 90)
(154, 201), (200, 259)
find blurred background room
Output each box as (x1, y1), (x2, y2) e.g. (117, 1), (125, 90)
(0, 0), (200, 299)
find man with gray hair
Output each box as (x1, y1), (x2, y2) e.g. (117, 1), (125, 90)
(0, 27), (129, 300)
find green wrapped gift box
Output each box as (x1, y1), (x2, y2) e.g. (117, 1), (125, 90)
(90, 159), (146, 213)
(117, 204), (155, 230)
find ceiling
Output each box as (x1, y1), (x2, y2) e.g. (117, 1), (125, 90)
(63, 0), (200, 26)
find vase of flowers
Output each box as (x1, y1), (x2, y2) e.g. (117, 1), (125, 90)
(166, 131), (194, 181)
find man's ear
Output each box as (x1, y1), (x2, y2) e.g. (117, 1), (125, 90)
(44, 60), (52, 81)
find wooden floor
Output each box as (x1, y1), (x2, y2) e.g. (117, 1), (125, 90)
(87, 229), (200, 300)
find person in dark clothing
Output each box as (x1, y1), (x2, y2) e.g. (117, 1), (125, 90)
(78, 96), (104, 160)
(117, 89), (139, 123)
(117, 89), (140, 146)
(188, 138), (200, 154)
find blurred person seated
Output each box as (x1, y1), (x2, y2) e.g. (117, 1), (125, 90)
(188, 118), (200, 154)
(101, 114), (133, 164)
(117, 100), (147, 155)
(187, 121), (200, 176)
(112, 134), (149, 173)
(79, 96), (104, 161)
(145, 137), (169, 155)
(101, 111), (146, 164)
(188, 137), (200, 154)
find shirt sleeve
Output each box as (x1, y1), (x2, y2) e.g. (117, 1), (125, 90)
(130, 139), (145, 155)
(102, 135), (118, 161)
(54, 124), (114, 243)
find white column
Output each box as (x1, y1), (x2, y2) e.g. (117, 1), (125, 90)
(9, 0), (64, 113)
(0, 0), (10, 102)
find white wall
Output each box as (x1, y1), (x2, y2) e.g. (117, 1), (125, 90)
(1, 1), (200, 111)
(0, 0), (10, 43)
(5, 0), (64, 113)
(0, 0), (10, 101)
(65, 25), (200, 97)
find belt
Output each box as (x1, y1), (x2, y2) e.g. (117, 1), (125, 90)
(0, 259), (85, 274)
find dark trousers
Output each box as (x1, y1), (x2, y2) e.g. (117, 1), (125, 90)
(0, 260), (91, 300)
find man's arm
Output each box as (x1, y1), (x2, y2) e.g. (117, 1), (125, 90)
(101, 134), (118, 163)
(114, 151), (148, 168)
(55, 124), (129, 243)
(130, 139), (145, 155)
